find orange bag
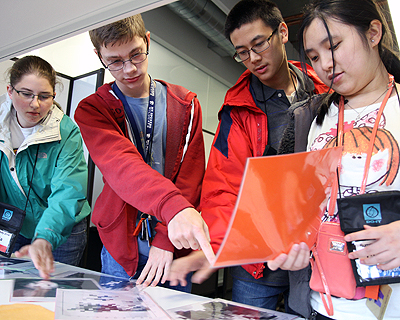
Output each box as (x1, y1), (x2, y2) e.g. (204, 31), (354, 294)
(310, 221), (357, 316)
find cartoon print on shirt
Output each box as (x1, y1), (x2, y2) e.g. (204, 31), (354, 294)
(310, 109), (399, 197)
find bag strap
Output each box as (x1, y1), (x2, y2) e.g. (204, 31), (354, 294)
(337, 74), (394, 195)
(335, 77), (394, 301)
(311, 246), (334, 316)
(23, 144), (39, 212)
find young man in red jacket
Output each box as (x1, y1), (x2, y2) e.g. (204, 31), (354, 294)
(167, 0), (327, 311)
(75, 14), (214, 291)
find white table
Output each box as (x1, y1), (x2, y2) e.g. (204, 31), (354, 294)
(0, 260), (303, 319)
(0, 262), (210, 313)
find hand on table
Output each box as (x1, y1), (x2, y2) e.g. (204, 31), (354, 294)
(168, 208), (215, 264)
(167, 250), (215, 287)
(14, 238), (54, 279)
(344, 220), (400, 270)
(135, 246), (173, 288)
(267, 242), (310, 271)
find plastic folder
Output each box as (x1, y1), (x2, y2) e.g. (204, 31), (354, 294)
(213, 147), (342, 268)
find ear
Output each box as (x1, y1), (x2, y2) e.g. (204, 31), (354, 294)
(278, 22), (289, 45)
(6, 85), (13, 100)
(145, 31), (151, 50)
(94, 48), (107, 68)
(367, 19), (382, 48)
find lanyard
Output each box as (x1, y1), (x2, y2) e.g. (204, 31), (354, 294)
(327, 75), (394, 217)
(112, 77), (155, 164)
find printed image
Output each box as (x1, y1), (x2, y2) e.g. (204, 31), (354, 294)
(170, 299), (300, 320)
(310, 111), (399, 196)
(55, 289), (170, 319)
(12, 278), (100, 301)
(0, 257), (31, 267)
(352, 240), (400, 283)
(66, 272), (136, 291)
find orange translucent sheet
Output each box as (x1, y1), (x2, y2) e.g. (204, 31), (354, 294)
(212, 147), (342, 268)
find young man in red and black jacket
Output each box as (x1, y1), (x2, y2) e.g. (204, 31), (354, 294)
(167, 0), (327, 312)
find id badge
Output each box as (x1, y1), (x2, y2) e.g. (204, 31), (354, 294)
(366, 285), (392, 320)
(0, 229), (13, 254)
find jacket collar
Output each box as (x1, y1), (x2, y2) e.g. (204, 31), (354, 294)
(219, 61), (318, 118)
(0, 94), (63, 148)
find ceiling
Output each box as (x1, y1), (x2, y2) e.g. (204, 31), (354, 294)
(0, 0), (394, 67)
(155, 0), (311, 66)
(209, 0), (394, 55)
(0, 0), (174, 62)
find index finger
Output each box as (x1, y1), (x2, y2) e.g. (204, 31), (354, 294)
(344, 226), (377, 242)
(196, 235), (215, 264)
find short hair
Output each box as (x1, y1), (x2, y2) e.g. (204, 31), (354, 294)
(224, 0), (283, 41)
(89, 14), (146, 53)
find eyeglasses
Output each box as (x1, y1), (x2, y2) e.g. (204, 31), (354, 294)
(233, 27), (279, 63)
(101, 40), (149, 71)
(11, 86), (55, 103)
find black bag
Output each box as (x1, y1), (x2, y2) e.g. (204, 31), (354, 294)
(0, 202), (26, 257)
(339, 191), (400, 234)
(338, 191), (400, 286)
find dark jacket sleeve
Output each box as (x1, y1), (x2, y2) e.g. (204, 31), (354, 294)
(280, 94), (325, 319)
(279, 95), (324, 154)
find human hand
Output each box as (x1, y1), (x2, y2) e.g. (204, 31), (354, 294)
(167, 250), (215, 287)
(168, 208), (215, 264)
(344, 221), (400, 270)
(135, 246), (173, 288)
(14, 238), (54, 279)
(267, 242), (310, 271)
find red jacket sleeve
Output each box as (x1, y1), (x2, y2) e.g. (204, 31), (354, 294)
(153, 95), (205, 254)
(75, 92), (193, 227)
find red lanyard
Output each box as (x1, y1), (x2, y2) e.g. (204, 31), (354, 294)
(327, 75), (394, 217)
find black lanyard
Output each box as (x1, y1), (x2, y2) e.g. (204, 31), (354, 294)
(112, 78), (155, 164)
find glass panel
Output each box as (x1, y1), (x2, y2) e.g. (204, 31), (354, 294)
(69, 73), (98, 122)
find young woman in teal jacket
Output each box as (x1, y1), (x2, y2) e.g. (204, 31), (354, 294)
(0, 55), (90, 278)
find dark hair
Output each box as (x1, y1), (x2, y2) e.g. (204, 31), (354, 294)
(224, 0), (283, 41)
(8, 55), (57, 91)
(89, 14), (146, 53)
(298, 0), (400, 124)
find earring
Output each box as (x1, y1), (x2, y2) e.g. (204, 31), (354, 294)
(371, 39), (375, 43)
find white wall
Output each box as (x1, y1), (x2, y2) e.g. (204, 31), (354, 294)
(0, 25), (228, 211)
(0, 31), (227, 135)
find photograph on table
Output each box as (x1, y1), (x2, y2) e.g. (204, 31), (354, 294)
(11, 277), (101, 301)
(54, 288), (171, 319)
(169, 299), (301, 320)
(65, 272), (136, 291)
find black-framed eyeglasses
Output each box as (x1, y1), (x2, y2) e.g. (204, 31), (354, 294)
(11, 85), (55, 103)
(233, 27), (279, 63)
(100, 38), (149, 71)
